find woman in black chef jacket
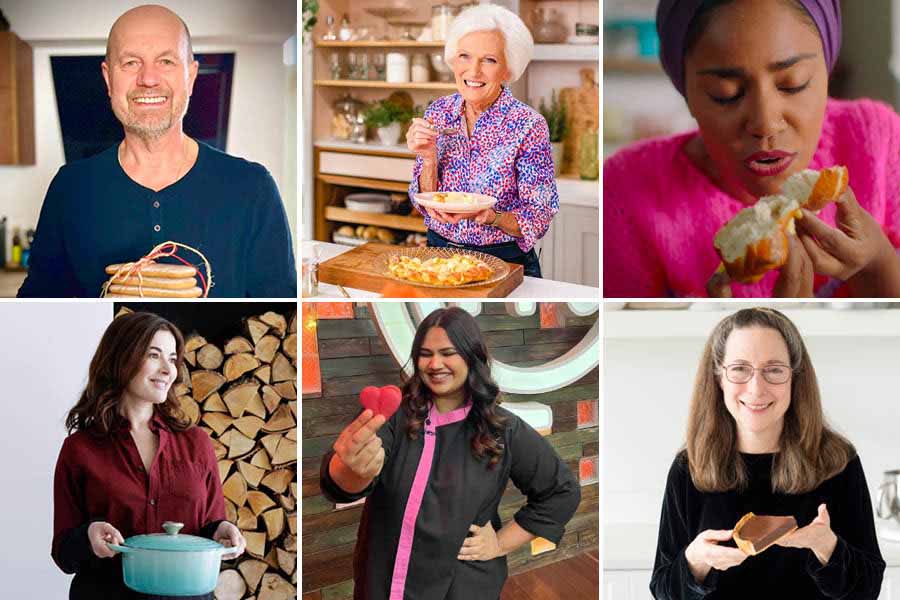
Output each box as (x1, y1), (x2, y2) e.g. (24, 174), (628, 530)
(651, 308), (885, 599)
(320, 306), (581, 599)
(51, 312), (246, 599)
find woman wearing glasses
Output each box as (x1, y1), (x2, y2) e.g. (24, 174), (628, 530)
(650, 308), (885, 599)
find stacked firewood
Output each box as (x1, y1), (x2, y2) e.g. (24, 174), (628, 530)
(174, 311), (298, 600)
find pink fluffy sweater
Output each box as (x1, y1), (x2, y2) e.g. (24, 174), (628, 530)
(603, 98), (900, 297)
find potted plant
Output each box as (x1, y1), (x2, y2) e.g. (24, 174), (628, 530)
(539, 90), (567, 176)
(362, 99), (414, 145)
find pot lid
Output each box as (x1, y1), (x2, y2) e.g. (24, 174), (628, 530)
(124, 521), (224, 552)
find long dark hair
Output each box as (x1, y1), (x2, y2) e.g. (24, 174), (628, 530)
(402, 307), (507, 467)
(66, 312), (191, 435)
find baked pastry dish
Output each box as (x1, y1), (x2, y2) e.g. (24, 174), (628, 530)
(733, 512), (798, 555)
(387, 254), (494, 286)
(433, 191), (478, 205)
(714, 166), (849, 283)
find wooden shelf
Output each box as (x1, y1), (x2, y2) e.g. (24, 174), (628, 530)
(533, 44), (599, 62)
(314, 79), (457, 91)
(315, 40), (444, 48)
(325, 206), (426, 233)
(318, 173), (410, 192)
(603, 58), (663, 74)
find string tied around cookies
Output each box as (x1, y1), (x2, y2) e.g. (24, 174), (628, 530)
(100, 241), (213, 298)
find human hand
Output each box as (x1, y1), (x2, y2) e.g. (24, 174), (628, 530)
(88, 521), (124, 558)
(406, 118), (438, 161)
(332, 409), (386, 481)
(457, 521), (502, 561)
(706, 235), (814, 298)
(706, 264), (733, 298)
(684, 529), (749, 583)
(772, 235), (814, 297)
(775, 504), (838, 565)
(796, 187), (899, 292)
(213, 521), (246, 559)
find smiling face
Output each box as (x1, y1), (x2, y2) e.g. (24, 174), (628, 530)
(417, 326), (470, 404)
(102, 6), (198, 140)
(124, 329), (178, 406)
(684, 0), (828, 202)
(719, 326), (792, 451)
(451, 30), (511, 111)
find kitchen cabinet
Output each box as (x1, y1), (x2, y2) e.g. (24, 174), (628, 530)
(0, 32), (35, 165)
(604, 570), (652, 600)
(539, 199), (599, 286)
(884, 567), (899, 599)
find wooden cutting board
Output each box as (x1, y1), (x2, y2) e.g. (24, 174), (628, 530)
(318, 243), (524, 298)
(560, 68), (599, 175)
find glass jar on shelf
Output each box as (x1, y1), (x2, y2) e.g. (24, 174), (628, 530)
(346, 51), (359, 79)
(338, 13), (353, 41)
(331, 94), (364, 140)
(411, 53), (430, 83)
(329, 51), (342, 80)
(532, 8), (568, 43)
(321, 15), (337, 41)
(358, 52), (370, 81)
(431, 2), (455, 42)
(372, 51), (386, 80)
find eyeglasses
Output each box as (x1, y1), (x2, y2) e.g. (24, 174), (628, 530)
(721, 363), (793, 385)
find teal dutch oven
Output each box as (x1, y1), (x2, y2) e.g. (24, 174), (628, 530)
(108, 521), (239, 596)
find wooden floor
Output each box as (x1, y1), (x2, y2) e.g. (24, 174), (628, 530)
(500, 550), (599, 600)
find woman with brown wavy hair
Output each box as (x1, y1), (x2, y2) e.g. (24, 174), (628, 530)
(51, 311), (245, 599)
(320, 306), (580, 599)
(651, 307), (885, 599)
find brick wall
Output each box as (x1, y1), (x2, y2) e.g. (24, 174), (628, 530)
(301, 302), (599, 600)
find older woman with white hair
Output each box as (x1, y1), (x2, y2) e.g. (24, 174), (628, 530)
(406, 4), (559, 278)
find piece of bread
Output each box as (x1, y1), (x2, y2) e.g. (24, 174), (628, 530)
(733, 512), (798, 556)
(107, 284), (204, 298)
(106, 275), (198, 290)
(714, 166), (849, 283)
(105, 261), (197, 279)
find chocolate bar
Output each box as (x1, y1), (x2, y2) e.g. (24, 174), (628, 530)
(733, 512), (798, 555)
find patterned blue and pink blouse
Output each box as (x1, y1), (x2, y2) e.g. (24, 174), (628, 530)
(408, 86), (559, 252)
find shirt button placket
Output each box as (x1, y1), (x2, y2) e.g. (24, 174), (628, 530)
(152, 195), (162, 240)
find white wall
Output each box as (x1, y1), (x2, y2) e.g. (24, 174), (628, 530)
(604, 309), (900, 529)
(0, 0), (297, 255)
(0, 302), (112, 598)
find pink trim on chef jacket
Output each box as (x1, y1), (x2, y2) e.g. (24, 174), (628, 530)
(388, 401), (472, 600)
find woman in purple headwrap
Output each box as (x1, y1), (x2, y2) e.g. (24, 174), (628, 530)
(604, 0), (900, 298)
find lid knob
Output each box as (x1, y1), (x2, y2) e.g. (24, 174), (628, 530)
(162, 521), (184, 536)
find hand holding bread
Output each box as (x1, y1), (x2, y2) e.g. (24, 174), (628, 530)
(796, 187), (900, 295)
(713, 166), (849, 285)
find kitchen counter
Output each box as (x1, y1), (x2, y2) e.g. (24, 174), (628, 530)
(0, 271), (26, 298)
(604, 522), (900, 570)
(305, 241), (599, 299)
(314, 139), (599, 208)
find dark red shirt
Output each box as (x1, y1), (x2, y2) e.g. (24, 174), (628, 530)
(52, 411), (225, 599)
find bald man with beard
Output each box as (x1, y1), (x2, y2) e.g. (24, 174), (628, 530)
(19, 5), (296, 298)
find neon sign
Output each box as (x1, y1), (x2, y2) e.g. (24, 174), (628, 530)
(369, 303), (599, 395)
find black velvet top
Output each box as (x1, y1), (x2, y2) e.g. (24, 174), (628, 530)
(651, 451), (886, 599)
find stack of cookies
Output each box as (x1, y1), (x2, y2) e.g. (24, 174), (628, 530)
(103, 261), (203, 297)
